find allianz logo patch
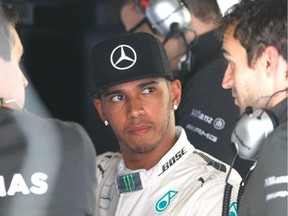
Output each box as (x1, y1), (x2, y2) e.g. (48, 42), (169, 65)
(155, 190), (178, 212)
(191, 109), (225, 130)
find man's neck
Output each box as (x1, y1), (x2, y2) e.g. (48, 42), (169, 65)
(186, 16), (217, 41)
(120, 135), (178, 170)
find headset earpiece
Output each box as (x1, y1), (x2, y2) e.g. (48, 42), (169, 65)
(135, 0), (191, 37)
(231, 107), (278, 161)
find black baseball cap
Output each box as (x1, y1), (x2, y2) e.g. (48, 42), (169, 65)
(91, 32), (173, 96)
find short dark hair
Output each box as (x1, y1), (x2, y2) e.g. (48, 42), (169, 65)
(0, 4), (19, 61)
(186, 0), (221, 24)
(218, 0), (287, 67)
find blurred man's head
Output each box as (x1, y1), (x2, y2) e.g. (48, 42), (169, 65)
(107, 0), (225, 72)
(0, 4), (28, 110)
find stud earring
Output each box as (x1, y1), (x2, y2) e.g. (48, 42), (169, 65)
(173, 104), (178, 111)
(104, 120), (109, 126)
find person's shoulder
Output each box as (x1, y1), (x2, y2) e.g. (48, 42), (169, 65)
(96, 151), (121, 183)
(32, 113), (89, 136)
(97, 151), (121, 167)
(19, 111), (80, 128)
(187, 149), (241, 184)
(25, 112), (95, 150)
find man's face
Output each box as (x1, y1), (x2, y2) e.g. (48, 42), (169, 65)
(120, 2), (187, 72)
(0, 26), (28, 110)
(222, 24), (271, 115)
(94, 77), (181, 155)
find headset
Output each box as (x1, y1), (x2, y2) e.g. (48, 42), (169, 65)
(231, 107), (278, 161)
(134, 0), (239, 37)
(133, 0), (239, 86)
(135, 0), (191, 37)
(231, 86), (288, 161)
(223, 88), (286, 216)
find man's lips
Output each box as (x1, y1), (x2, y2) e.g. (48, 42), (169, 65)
(127, 124), (151, 135)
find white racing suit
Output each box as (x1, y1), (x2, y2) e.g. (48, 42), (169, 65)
(96, 126), (241, 215)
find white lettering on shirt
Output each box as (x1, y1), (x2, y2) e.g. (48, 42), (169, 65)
(186, 124), (218, 142)
(0, 172), (48, 197)
(265, 176), (288, 187)
(191, 109), (213, 124)
(266, 191), (288, 201)
(265, 175), (288, 201)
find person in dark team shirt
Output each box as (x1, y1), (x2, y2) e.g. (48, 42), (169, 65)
(219, 0), (287, 215)
(0, 4), (96, 216)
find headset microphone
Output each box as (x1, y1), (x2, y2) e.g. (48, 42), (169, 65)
(163, 22), (182, 45)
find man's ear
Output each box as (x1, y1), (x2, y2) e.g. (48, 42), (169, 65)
(93, 98), (107, 122)
(262, 46), (280, 77)
(170, 79), (182, 107)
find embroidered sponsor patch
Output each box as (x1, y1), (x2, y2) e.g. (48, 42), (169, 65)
(116, 173), (143, 194)
(158, 147), (187, 176)
(155, 190), (178, 212)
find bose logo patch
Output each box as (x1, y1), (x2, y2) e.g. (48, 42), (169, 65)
(159, 148), (187, 176)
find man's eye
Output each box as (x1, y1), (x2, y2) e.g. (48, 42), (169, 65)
(142, 87), (154, 94)
(111, 95), (124, 102)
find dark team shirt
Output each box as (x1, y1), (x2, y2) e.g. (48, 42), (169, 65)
(176, 30), (253, 177)
(0, 109), (96, 216)
(238, 99), (288, 215)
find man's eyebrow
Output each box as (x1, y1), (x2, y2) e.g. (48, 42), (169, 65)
(103, 89), (123, 97)
(137, 80), (160, 89)
(102, 80), (161, 97)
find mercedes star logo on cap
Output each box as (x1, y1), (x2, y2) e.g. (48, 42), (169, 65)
(110, 45), (137, 70)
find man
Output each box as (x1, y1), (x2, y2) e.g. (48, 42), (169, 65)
(0, 4), (96, 216)
(219, 0), (287, 215)
(106, 0), (252, 178)
(92, 32), (241, 216)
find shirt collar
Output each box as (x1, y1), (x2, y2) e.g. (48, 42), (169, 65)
(116, 126), (194, 191)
